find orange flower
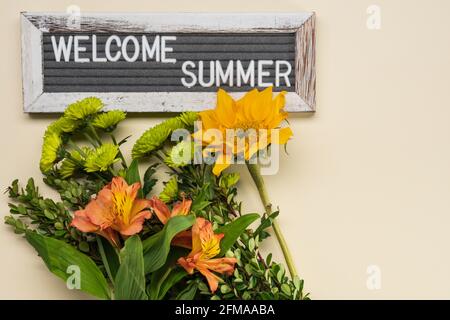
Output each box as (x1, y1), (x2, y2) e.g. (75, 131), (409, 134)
(178, 217), (237, 293)
(71, 177), (152, 246)
(149, 196), (192, 248)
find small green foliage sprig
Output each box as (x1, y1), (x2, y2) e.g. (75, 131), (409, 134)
(5, 178), (95, 255)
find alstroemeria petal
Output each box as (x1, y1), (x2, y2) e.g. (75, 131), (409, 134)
(196, 266), (222, 293)
(149, 196), (171, 224)
(117, 210), (151, 236)
(178, 256), (196, 274)
(130, 198), (152, 219)
(98, 228), (121, 248)
(171, 198), (192, 217)
(84, 197), (113, 229)
(71, 210), (98, 232)
(202, 257), (237, 275)
(172, 230), (192, 249)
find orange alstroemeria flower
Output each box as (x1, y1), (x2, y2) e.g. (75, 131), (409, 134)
(149, 196), (192, 248)
(178, 217), (237, 293)
(193, 87), (293, 176)
(71, 177), (152, 247)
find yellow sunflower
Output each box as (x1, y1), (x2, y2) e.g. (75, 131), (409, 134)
(194, 87), (293, 175)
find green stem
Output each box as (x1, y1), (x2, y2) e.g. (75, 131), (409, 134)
(246, 162), (298, 279)
(83, 132), (99, 148)
(108, 167), (117, 177)
(96, 236), (115, 285)
(155, 150), (180, 174)
(88, 124), (103, 145)
(67, 139), (87, 157)
(109, 134), (128, 169)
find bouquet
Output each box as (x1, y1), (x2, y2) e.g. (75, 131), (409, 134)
(5, 88), (308, 300)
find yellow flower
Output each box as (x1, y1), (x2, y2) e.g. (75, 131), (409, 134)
(194, 87), (293, 175)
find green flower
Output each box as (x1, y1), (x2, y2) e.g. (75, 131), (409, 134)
(46, 116), (79, 135)
(132, 112), (197, 159)
(84, 143), (119, 172)
(40, 132), (62, 173)
(159, 176), (178, 203)
(92, 110), (126, 132)
(219, 172), (240, 189)
(59, 148), (92, 178)
(165, 141), (194, 168)
(178, 112), (199, 127)
(64, 97), (103, 121)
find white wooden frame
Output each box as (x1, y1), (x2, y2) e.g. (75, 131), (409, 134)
(21, 12), (316, 113)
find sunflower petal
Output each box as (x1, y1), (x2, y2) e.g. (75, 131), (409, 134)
(273, 127), (293, 145)
(216, 89), (236, 127)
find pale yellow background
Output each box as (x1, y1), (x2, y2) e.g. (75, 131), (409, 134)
(1, 0), (449, 299)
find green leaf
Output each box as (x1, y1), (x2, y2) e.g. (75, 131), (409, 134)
(254, 211), (279, 238)
(147, 247), (189, 300)
(25, 231), (110, 299)
(114, 236), (148, 300)
(219, 172), (240, 189)
(176, 281), (198, 300)
(191, 183), (212, 213)
(216, 213), (260, 256)
(158, 268), (187, 299)
(98, 237), (120, 280)
(281, 283), (292, 296)
(142, 215), (195, 274)
(149, 267), (187, 300)
(143, 164), (158, 197)
(125, 159), (143, 198)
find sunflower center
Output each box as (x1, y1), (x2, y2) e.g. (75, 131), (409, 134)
(232, 121), (264, 131)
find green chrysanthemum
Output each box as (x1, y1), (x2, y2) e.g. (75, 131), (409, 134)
(132, 112), (197, 159)
(46, 116), (79, 135)
(59, 148), (92, 178)
(178, 111), (199, 127)
(92, 110), (126, 131)
(64, 97), (104, 121)
(165, 141), (194, 168)
(84, 143), (119, 172)
(159, 176), (178, 203)
(40, 132), (62, 173)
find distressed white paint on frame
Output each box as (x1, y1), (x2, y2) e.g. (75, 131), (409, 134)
(26, 92), (310, 113)
(21, 15), (43, 109)
(24, 12), (314, 33)
(21, 12), (316, 113)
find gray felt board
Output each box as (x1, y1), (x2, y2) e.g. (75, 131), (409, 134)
(42, 33), (296, 93)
